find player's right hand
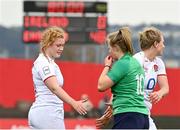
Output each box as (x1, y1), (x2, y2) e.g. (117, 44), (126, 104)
(96, 115), (110, 129)
(72, 100), (87, 115)
(104, 55), (113, 67)
(95, 104), (113, 129)
(104, 103), (113, 118)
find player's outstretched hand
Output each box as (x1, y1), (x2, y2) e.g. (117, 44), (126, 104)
(104, 103), (113, 118)
(96, 114), (110, 129)
(96, 103), (113, 129)
(72, 100), (87, 115)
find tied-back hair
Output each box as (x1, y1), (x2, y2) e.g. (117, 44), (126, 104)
(106, 31), (118, 46)
(139, 27), (162, 50)
(40, 26), (64, 54)
(110, 27), (134, 55)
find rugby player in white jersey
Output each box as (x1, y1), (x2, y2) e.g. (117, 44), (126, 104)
(133, 27), (169, 130)
(96, 27), (169, 130)
(28, 26), (87, 129)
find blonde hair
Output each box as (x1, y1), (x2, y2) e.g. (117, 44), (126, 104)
(109, 27), (134, 55)
(106, 31), (118, 45)
(139, 27), (162, 50)
(40, 26), (64, 54)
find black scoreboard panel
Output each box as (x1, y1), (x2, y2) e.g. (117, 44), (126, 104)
(24, 1), (107, 13)
(23, 1), (107, 44)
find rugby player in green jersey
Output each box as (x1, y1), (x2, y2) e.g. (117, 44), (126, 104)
(97, 27), (149, 129)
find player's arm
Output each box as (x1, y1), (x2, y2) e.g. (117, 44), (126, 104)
(104, 95), (113, 117)
(44, 76), (87, 115)
(149, 75), (169, 104)
(98, 68), (114, 92)
(98, 56), (114, 92)
(157, 75), (169, 97)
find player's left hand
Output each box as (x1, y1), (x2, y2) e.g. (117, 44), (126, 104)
(149, 91), (162, 104)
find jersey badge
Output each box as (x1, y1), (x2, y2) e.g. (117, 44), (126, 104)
(43, 66), (50, 75)
(154, 64), (158, 72)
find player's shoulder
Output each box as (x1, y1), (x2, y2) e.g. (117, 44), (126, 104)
(33, 53), (49, 67)
(155, 56), (165, 66)
(133, 51), (144, 59)
(155, 56), (163, 61)
(133, 51), (144, 66)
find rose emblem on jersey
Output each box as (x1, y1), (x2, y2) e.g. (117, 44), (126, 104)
(154, 64), (158, 72)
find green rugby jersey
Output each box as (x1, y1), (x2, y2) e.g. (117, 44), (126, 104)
(107, 53), (148, 115)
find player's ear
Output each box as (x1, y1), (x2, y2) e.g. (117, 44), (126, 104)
(153, 41), (158, 48)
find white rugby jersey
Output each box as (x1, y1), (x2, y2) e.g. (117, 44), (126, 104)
(133, 51), (166, 112)
(31, 53), (64, 108)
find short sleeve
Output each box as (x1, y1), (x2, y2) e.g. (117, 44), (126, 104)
(107, 60), (127, 84)
(156, 57), (166, 75)
(35, 61), (56, 81)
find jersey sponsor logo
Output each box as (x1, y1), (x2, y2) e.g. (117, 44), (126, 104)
(43, 66), (50, 75)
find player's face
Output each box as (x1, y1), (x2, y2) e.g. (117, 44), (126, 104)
(49, 38), (65, 58)
(156, 35), (165, 56)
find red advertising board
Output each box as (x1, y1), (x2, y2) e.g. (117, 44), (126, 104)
(0, 58), (180, 116)
(0, 118), (96, 129)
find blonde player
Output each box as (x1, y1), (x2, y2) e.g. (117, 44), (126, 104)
(133, 27), (169, 130)
(28, 26), (87, 129)
(96, 27), (169, 130)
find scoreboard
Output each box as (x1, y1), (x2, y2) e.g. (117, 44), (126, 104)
(23, 1), (107, 44)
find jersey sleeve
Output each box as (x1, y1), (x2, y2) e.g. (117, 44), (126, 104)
(35, 61), (56, 81)
(157, 57), (166, 75)
(107, 60), (127, 84)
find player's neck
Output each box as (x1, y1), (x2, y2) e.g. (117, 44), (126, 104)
(143, 49), (156, 61)
(44, 51), (55, 61)
(117, 52), (125, 60)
